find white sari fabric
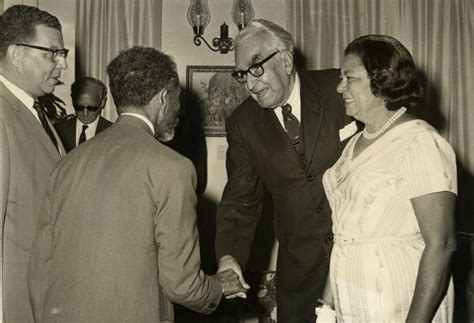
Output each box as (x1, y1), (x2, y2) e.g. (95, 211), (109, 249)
(323, 119), (456, 322)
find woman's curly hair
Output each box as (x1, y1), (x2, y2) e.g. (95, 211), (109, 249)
(344, 34), (423, 110)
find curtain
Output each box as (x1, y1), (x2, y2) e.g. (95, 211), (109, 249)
(287, 0), (474, 233)
(76, 0), (162, 121)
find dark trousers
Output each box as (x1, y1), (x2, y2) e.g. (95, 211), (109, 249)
(276, 243), (331, 323)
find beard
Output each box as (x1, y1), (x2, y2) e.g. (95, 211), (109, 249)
(155, 130), (174, 142)
(155, 114), (179, 142)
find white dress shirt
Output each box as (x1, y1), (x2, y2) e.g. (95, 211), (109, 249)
(120, 112), (155, 135)
(75, 117), (100, 146)
(274, 73), (301, 130)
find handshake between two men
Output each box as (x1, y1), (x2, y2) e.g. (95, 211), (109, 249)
(214, 255), (251, 298)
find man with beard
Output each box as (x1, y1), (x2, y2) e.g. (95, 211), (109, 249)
(28, 46), (245, 322)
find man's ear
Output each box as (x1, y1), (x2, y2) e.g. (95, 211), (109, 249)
(280, 50), (294, 75)
(158, 88), (168, 112)
(100, 96), (108, 109)
(8, 45), (23, 68)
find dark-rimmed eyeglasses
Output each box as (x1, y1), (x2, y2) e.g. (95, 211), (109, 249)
(16, 43), (69, 62)
(74, 105), (101, 112)
(232, 51), (279, 83)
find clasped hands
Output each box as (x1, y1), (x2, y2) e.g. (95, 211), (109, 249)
(214, 255), (250, 298)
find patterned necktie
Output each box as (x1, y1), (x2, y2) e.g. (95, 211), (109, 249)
(281, 103), (304, 158)
(78, 125), (88, 145)
(33, 100), (59, 152)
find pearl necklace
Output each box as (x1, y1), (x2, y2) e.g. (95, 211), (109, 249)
(362, 107), (407, 140)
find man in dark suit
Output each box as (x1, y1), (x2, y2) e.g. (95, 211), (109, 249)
(54, 76), (112, 152)
(0, 5), (67, 321)
(28, 46), (246, 322)
(215, 19), (358, 322)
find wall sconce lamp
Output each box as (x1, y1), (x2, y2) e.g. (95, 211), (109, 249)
(187, 0), (254, 54)
(232, 0), (254, 30)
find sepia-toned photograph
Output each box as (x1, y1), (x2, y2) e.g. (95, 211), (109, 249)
(1, 0), (472, 322)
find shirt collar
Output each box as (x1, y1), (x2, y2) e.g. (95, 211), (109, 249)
(285, 73), (300, 110)
(76, 116), (100, 131)
(0, 74), (35, 111)
(120, 112), (155, 135)
(279, 73), (301, 121)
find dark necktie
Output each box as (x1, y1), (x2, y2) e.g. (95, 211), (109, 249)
(78, 125), (88, 145)
(281, 103), (304, 159)
(33, 100), (59, 152)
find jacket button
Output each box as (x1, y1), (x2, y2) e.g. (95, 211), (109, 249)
(307, 174), (315, 181)
(316, 207), (323, 213)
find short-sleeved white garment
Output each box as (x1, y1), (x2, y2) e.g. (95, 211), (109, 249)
(323, 119), (457, 322)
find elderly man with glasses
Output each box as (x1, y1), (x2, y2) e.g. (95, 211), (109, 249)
(0, 4), (68, 322)
(54, 77), (113, 152)
(215, 19), (358, 322)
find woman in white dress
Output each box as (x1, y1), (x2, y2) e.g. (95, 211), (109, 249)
(316, 35), (457, 322)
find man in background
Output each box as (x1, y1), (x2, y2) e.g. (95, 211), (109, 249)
(0, 5), (67, 321)
(54, 76), (112, 152)
(215, 19), (357, 322)
(28, 46), (245, 322)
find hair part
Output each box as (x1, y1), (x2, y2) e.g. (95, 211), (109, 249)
(0, 5), (62, 60)
(106, 46), (179, 109)
(235, 19), (294, 54)
(344, 34), (423, 110)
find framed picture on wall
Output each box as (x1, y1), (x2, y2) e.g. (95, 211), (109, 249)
(186, 65), (249, 137)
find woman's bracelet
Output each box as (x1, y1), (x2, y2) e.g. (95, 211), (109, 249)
(317, 298), (335, 311)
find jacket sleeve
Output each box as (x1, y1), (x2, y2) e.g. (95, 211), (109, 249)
(215, 116), (264, 268)
(153, 156), (222, 314)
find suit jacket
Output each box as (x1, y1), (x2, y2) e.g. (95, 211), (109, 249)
(54, 116), (113, 152)
(28, 115), (222, 322)
(215, 69), (354, 322)
(0, 82), (65, 322)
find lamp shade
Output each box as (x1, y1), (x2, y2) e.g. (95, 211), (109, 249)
(187, 0), (211, 35)
(231, 0), (254, 29)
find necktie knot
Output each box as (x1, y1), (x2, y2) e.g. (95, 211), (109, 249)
(33, 100), (44, 115)
(282, 103), (292, 117)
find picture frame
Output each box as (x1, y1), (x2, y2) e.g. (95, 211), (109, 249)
(186, 65), (249, 136)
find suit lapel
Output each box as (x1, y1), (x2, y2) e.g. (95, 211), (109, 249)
(1, 84), (62, 157)
(300, 72), (324, 169)
(97, 117), (107, 132)
(46, 115), (66, 156)
(260, 105), (303, 168)
(23, 102), (63, 157)
(72, 119), (77, 141)
(68, 119), (77, 149)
